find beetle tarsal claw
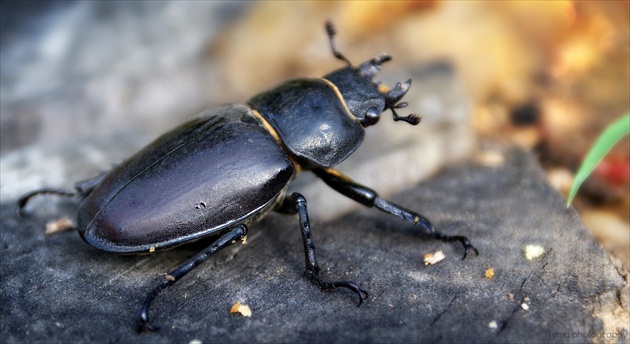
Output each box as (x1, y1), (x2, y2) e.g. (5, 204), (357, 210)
(461, 240), (480, 260)
(138, 305), (160, 332)
(311, 274), (369, 306)
(432, 233), (480, 260)
(138, 320), (159, 332)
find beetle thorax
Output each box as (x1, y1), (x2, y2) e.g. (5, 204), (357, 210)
(248, 78), (365, 169)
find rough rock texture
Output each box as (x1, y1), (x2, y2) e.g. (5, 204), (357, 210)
(1, 147), (627, 343)
(2, 3), (627, 343)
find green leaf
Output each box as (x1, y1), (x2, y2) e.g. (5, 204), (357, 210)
(566, 112), (630, 207)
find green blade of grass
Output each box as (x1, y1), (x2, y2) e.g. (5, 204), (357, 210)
(566, 112), (630, 207)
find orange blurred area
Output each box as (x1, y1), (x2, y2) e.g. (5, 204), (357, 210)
(215, 1), (629, 267)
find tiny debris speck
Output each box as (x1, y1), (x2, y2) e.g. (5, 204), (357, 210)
(45, 217), (74, 235)
(230, 301), (252, 317)
(424, 250), (446, 265)
(524, 244), (544, 260)
(488, 320), (498, 329)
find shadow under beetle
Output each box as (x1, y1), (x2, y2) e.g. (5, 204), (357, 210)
(18, 22), (479, 332)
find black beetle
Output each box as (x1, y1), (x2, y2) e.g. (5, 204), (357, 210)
(18, 22), (478, 331)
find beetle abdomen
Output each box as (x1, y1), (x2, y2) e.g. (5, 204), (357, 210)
(78, 105), (295, 253)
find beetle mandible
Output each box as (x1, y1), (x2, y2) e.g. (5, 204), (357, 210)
(18, 21), (479, 331)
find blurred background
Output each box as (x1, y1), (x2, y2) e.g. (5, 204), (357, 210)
(1, 1), (628, 266)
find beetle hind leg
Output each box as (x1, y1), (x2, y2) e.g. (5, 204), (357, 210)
(286, 192), (368, 306)
(17, 188), (76, 217)
(17, 169), (113, 217)
(138, 224), (248, 332)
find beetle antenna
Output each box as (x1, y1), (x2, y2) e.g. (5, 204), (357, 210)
(390, 106), (422, 125)
(325, 21), (352, 66)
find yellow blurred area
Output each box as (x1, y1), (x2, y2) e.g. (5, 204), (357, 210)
(217, 1), (627, 137)
(214, 1), (629, 266)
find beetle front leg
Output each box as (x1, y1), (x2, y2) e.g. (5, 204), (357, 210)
(284, 192), (368, 306)
(312, 168), (479, 259)
(138, 224), (247, 332)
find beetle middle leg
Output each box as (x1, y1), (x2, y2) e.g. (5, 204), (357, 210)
(312, 168), (479, 259)
(280, 192), (369, 306)
(138, 224), (247, 332)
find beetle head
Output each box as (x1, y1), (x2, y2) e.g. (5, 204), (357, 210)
(322, 21), (421, 128)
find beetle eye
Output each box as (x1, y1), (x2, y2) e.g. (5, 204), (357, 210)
(362, 108), (381, 127)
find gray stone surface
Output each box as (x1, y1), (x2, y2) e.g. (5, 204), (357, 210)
(2, 3), (627, 343)
(1, 147), (627, 343)
(1, 2), (473, 222)
(1, 1), (248, 152)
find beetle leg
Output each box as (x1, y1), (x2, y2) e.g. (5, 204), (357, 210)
(289, 192), (369, 306)
(72, 168), (114, 196)
(138, 224), (247, 332)
(17, 188), (76, 217)
(312, 168), (480, 259)
(17, 168), (113, 217)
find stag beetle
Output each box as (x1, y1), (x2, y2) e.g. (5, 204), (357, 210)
(18, 22), (478, 331)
